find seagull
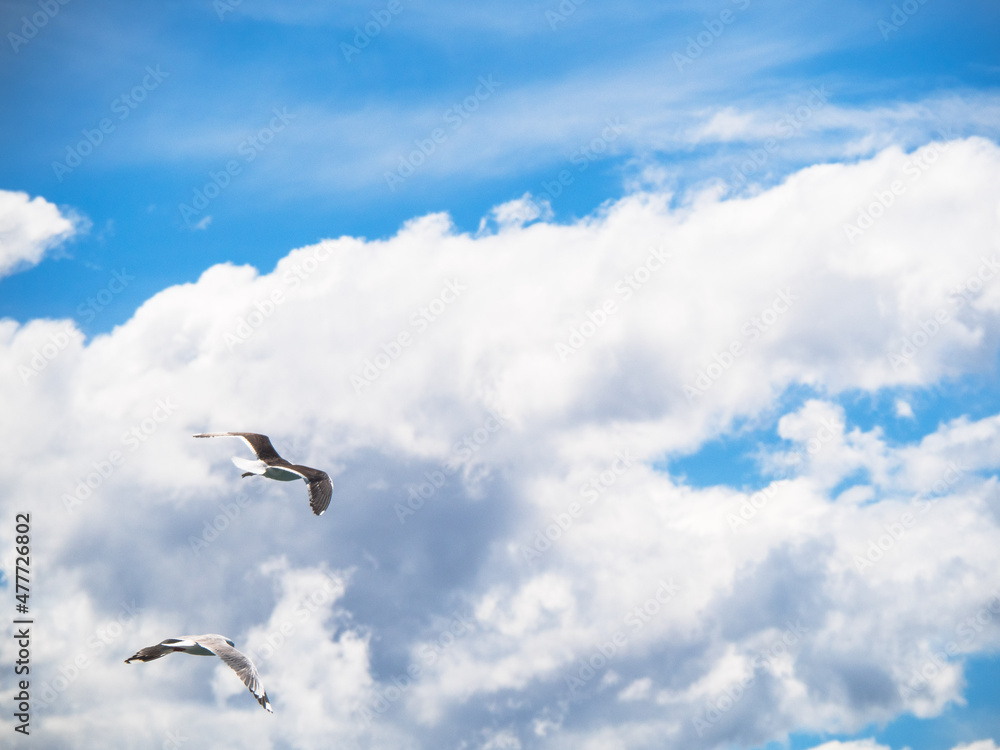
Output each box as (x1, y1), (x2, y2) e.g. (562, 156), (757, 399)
(125, 634), (272, 713)
(194, 432), (332, 516)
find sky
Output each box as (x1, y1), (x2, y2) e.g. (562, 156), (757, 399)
(1, 0), (1000, 748)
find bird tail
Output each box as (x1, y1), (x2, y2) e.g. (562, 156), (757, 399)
(232, 457), (267, 475)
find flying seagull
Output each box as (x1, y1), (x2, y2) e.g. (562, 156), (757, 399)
(125, 634), (272, 713)
(194, 432), (332, 516)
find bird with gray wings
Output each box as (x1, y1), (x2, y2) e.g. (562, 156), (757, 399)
(125, 634), (272, 713)
(194, 432), (332, 516)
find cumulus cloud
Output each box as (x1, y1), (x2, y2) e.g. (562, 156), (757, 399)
(0, 190), (77, 279)
(2, 138), (1000, 748)
(895, 399), (914, 419)
(485, 194), (554, 231)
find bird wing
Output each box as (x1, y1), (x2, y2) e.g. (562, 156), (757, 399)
(285, 465), (333, 516)
(196, 636), (273, 713)
(193, 432), (284, 462)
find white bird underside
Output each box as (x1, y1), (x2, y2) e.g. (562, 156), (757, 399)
(125, 634), (272, 713)
(231, 456), (300, 482)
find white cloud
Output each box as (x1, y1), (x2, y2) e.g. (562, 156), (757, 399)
(619, 677), (653, 701)
(0, 190), (77, 279)
(690, 107), (765, 142)
(129, 65), (1000, 197)
(808, 741), (1000, 750)
(485, 194), (554, 231)
(481, 729), (523, 750)
(2, 138), (1000, 748)
(895, 399), (914, 419)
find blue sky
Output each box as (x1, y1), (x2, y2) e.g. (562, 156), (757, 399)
(2, 1), (1000, 749)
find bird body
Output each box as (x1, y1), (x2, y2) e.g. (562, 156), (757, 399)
(125, 634), (272, 713)
(231, 456), (301, 482)
(194, 432), (332, 515)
